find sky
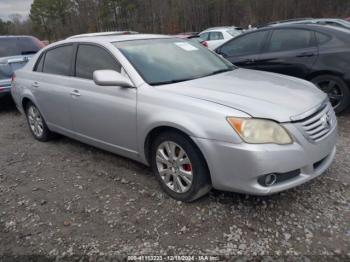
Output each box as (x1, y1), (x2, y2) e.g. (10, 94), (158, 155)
(0, 0), (33, 21)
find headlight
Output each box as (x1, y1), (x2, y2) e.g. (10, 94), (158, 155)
(227, 117), (293, 145)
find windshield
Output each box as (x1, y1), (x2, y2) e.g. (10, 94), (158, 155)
(227, 29), (242, 36)
(114, 38), (235, 86)
(0, 37), (44, 58)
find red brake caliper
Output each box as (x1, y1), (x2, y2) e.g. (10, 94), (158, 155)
(183, 164), (192, 172)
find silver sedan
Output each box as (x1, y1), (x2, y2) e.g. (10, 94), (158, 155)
(11, 34), (337, 202)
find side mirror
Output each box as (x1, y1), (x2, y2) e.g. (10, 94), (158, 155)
(93, 70), (134, 88)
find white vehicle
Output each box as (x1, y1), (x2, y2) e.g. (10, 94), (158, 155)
(199, 26), (243, 50)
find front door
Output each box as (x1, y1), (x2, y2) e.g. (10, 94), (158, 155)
(217, 30), (269, 70)
(68, 44), (138, 155)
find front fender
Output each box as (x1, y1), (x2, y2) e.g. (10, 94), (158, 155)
(137, 86), (249, 163)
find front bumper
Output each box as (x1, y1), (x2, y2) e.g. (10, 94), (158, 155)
(193, 123), (337, 195)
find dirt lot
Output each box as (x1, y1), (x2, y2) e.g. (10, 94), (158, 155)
(0, 97), (349, 261)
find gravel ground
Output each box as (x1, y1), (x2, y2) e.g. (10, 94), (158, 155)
(0, 97), (349, 261)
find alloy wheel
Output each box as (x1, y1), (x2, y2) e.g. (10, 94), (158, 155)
(27, 105), (44, 138)
(155, 141), (193, 194)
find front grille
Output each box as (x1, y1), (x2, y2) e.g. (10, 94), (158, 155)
(295, 102), (336, 143)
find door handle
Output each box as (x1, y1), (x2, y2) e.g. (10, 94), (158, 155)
(296, 52), (316, 58)
(32, 81), (39, 88)
(70, 90), (81, 97)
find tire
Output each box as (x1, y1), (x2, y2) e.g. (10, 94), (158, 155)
(311, 75), (350, 113)
(150, 131), (212, 202)
(25, 102), (53, 142)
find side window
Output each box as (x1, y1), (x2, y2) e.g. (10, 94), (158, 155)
(75, 44), (121, 80)
(199, 32), (210, 41)
(34, 54), (45, 72)
(0, 38), (18, 57)
(220, 31), (267, 57)
(209, 32), (224, 40)
(43, 45), (74, 76)
(268, 29), (315, 52)
(315, 32), (332, 45)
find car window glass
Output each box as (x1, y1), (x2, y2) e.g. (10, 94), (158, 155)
(43, 45), (74, 76)
(268, 29), (314, 52)
(0, 38), (19, 57)
(315, 32), (331, 45)
(17, 37), (44, 55)
(220, 31), (267, 57)
(227, 29), (241, 37)
(75, 44), (121, 80)
(114, 38), (234, 85)
(35, 54), (45, 72)
(209, 32), (224, 40)
(199, 32), (209, 41)
(0, 37), (43, 58)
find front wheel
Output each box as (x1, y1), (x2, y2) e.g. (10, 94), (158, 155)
(25, 102), (53, 142)
(150, 131), (211, 202)
(311, 75), (350, 113)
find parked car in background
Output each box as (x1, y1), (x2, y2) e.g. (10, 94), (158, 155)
(215, 24), (350, 113)
(269, 18), (350, 30)
(12, 34), (337, 202)
(174, 32), (199, 38)
(199, 26), (243, 50)
(0, 36), (44, 99)
(174, 33), (207, 47)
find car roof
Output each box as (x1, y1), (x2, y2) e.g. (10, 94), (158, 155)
(62, 34), (171, 45)
(269, 18), (350, 27)
(0, 35), (36, 39)
(257, 23), (350, 32)
(67, 31), (139, 39)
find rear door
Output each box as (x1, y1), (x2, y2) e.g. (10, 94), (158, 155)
(216, 30), (269, 69)
(255, 28), (318, 78)
(68, 44), (137, 154)
(32, 44), (75, 131)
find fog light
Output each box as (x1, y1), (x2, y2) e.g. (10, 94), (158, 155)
(264, 174), (277, 187)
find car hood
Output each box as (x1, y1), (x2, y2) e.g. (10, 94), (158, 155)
(157, 68), (327, 122)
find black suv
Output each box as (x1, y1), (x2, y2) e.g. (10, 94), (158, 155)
(215, 24), (350, 113)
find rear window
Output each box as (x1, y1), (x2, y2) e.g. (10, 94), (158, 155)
(43, 45), (74, 76)
(315, 32), (332, 45)
(0, 37), (44, 58)
(268, 29), (315, 52)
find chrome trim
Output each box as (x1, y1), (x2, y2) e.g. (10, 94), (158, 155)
(290, 98), (328, 122)
(294, 102), (337, 143)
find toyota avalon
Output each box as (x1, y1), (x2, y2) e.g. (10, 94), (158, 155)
(11, 34), (337, 202)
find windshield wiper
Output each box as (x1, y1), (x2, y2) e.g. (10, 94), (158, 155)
(150, 67), (235, 86)
(151, 78), (196, 86)
(206, 68), (235, 76)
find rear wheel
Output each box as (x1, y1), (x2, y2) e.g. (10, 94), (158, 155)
(311, 75), (350, 113)
(25, 102), (53, 142)
(150, 131), (211, 202)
